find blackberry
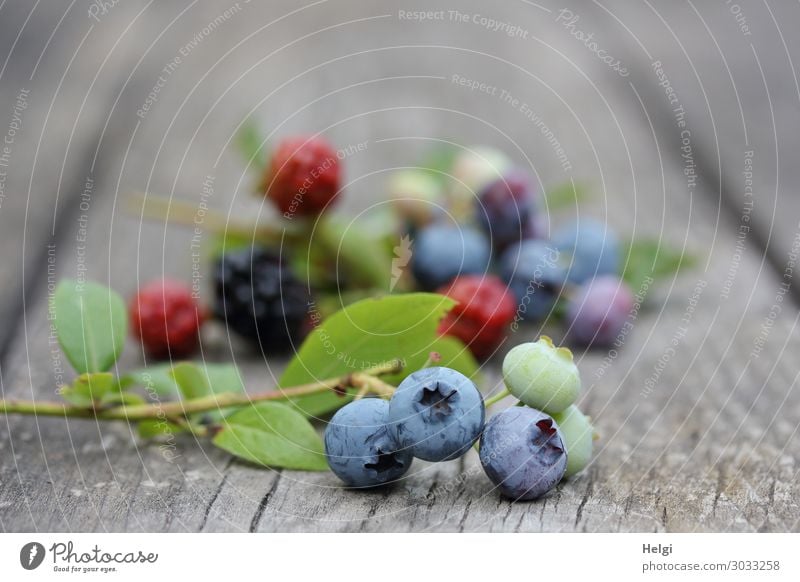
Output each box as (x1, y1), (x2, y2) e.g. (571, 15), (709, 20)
(213, 247), (310, 351)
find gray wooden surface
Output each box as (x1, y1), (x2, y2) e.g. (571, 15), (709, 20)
(0, 0), (798, 532)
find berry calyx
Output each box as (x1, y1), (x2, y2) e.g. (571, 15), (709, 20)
(129, 279), (204, 359)
(262, 135), (340, 217)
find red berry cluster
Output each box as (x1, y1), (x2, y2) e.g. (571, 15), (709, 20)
(262, 135), (341, 217)
(129, 279), (204, 358)
(437, 275), (516, 360)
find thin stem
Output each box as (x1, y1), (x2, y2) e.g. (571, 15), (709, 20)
(483, 387), (511, 408)
(128, 192), (305, 245)
(0, 360), (403, 422)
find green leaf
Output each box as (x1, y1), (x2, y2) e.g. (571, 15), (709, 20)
(59, 372), (117, 406)
(172, 362), (246, 423)
(169, 362), (245, 400)
(212, 402), (328, 471)
(279, 293), (479, 417)
(101, 391), (146, 406)
(60, 373), (143, 407)
(236, 119), (266, 167)
(309, 217), (392, 290)
(544, 182), (589, 211)
(54, 280), (127, 374)
(123, 365), (180, 396)
(137, 419), (185, 439)
(417, 146), (458, 180)
(622, 239), (696, 291)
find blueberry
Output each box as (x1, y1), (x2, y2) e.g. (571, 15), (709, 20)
(551, 405), (594, 478)
(387, 367), (485, 462)
(324, 398), (413, 488)
(552, 218), (620, 284)
(499, 240), (566, 320)
(475, 170), (537, 252)
(566, 275), (634, 348)
(410, 224), (491, 290)
(502, 336), (580, 414)
(479, 407), (567, 500)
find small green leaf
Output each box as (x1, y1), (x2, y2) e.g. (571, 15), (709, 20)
(170, 362), (246, 423)
(137, 419), (185, 439)
(60, 373), (118, 406)
(309, 217), (392, 290)
(101, 391), (146, 406)
(212, 402), (328, 471)
(544, 182), (589, 211)
(280, 293), (478, 417)
(417, 146), (458, 180)
(54, 280), (127, 374)
(622, 239), (696, 291)
(237, 119), (266, 167)
(169, 362), (245, 400)
(123, 365), (180, 396)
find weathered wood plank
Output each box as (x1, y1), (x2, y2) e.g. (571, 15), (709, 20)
(580, 0), (800, 298)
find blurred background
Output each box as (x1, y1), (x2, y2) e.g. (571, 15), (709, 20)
(0, 0), (798, 532)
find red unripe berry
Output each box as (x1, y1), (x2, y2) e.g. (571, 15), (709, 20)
(262, 135), (341, 217)
(129, 279), (205, 359)
(437, 275), (516, 360)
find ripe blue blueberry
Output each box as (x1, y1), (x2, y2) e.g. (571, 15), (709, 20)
(475, 170), (537, 252)
(552, 218), (620, 284)
(566, 275), (634, 347)
(479, 407), (567, 500)
(387, 367), (485, 462)
(499, 240), (566, 320)
(411, 224), (491, 290)
(324, 398), (413, 488)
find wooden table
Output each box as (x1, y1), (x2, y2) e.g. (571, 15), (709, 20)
(0, 0), (797, 532)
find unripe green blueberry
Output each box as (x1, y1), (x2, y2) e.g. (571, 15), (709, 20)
(552, 405), (594, 478)
(502, 335), (580, 414)
(389, 170), (444, 228)
(448, 147), (512, 220)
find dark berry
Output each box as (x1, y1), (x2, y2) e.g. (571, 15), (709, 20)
(129, 279), (204, 359)
(475, 170), (537, 252)
(262, 135), (340, 217)
(552, 218), (620, 284)
(437, 275), (516, 360)
(479, 407), (567, 501)
(566, 275), (634, 347)
(499, 240), (566, 321)
(213, 247), (310, 351)
(410, 224), (491, 290)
